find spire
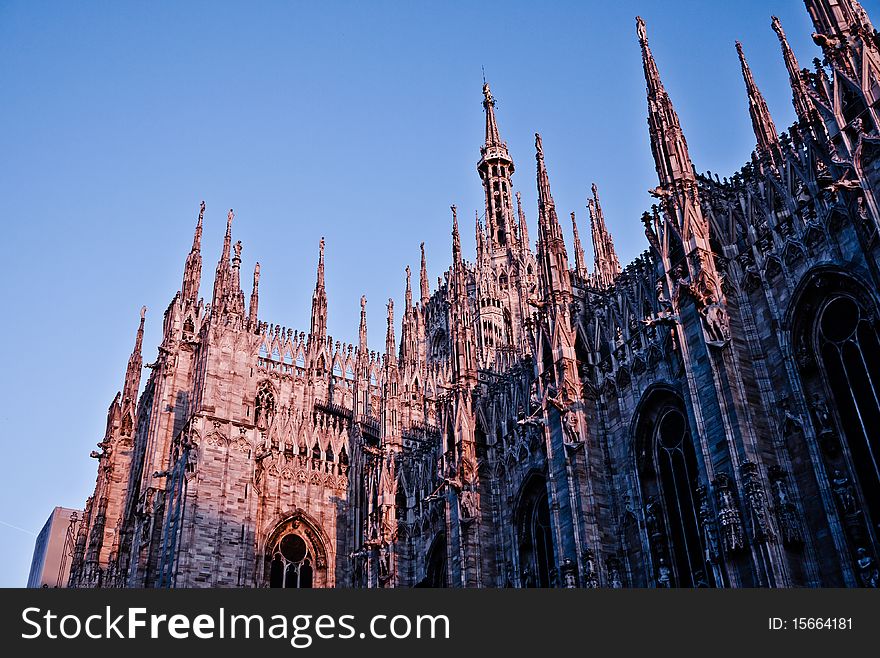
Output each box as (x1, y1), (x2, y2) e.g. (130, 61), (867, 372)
(482, 82), (502, 148)
(248, 262), (260, 332)
(736, 40), (782, 162)
(222, 209), (233, 262)
(404, 265), (413, 313)
(535, 133), (563, 240)
(419, 242), (430, 305)
(478, 81), (516, 252)
(310, 237), (328, 340)
(452, 205), (462, 267)
(588, 183), (621, 288)
(570, 211), (586, 277)
(637, 17), (711, 248)
(516, 190), (530, 251)
(475, 210), (485, 261)
(193, 201), (204, 250)
(181, 201), (204, 304)
(535, 134), (553, 221)
(385, 298), (396, 364)
(122, 306), (146, 404)
(211, 209), (234, 312)
(535, 133), (571, 299)
(400, 266), (419, 365)
(225, 239), (246, 319)
(771, 16), (822, 128)
(448, 204), (476, 384)
(231, 240), (242, 290)
(359, 295), (368, 355)
(637, 16), (695, 188)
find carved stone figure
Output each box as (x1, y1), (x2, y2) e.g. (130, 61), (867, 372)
(581, 549), (598, 588)
(810, 394), (833, 433)
(561, 557), (579, 588)
(769, 467), (803, 547)
(696, 485), (720, 562)
(700, 301), (730, 345)
(831, 470), (857, 515)
(657, 559), (672, 588)
(856, 548), (878, 588)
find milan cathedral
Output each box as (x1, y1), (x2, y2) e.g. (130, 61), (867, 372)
(70, 1), (880, 588)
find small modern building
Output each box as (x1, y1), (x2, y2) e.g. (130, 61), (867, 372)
(27, 507), (81, 588)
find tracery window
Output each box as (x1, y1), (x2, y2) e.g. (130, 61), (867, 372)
(816, 295), (880, 530)
(635, 389), (714, 588)
(653, 406), (707, 588)
(254, 382), (276, 430)
(268, 533), (314, 588)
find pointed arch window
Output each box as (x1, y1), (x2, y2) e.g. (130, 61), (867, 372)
(816, 295), (880, 530)
(653, 407), (707, 588)
(269, 533), (314, 588)
(421, 533), (447, 588)
(636, 389), (715, 588)
(516, 475), (554, 588)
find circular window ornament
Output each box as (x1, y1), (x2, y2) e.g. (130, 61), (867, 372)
(820, 296), (860, 343)
(280, 533), (307, 563)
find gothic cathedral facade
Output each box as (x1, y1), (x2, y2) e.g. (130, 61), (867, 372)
(70, 1), (880, 588)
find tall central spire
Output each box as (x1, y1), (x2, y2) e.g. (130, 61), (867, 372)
(478, 81), (516, 251)
(482, 82), (503, 148)
(736, 40), (781, 162)
(310, 237), (327, 341)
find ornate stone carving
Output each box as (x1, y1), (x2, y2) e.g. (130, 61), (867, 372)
(713, 473), (745, 553)
(696, 485), (720, 562)
(741, 461), (775, 543)
(768, 466), (803, 547)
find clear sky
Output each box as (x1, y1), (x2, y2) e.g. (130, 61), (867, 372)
(0, 0), (866, 587)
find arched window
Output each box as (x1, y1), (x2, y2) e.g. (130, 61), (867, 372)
(636, 389), (714, 588)
(265, 514), (328, 588)
(516, 475), (554, 588)
(791, 272), (880, 573)
(269, 533), (314, 588)
(254, 382), (275, 430)
(816, 295), (880, 530)
(431, 330), (447, 360)
(653, 407), (706, 587)
(421, 533), (447, 588)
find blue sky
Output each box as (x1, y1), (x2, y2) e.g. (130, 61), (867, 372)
(0, 0), (862, 586)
